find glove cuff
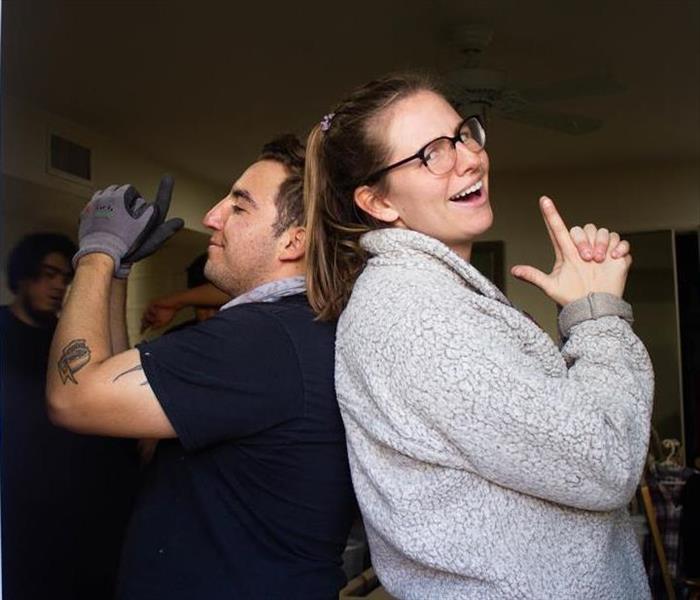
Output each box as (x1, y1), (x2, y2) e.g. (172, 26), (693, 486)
(114, 262), (132, 279)
(73, 233), (130, 274)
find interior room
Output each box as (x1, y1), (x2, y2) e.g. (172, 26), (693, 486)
(2, 1), (698, 598)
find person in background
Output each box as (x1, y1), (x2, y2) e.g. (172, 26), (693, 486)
(1, 232), (139, 600)
(304, 73), (653, 599)
(185, 253), (220, 323)
(140, 256), (228, 333)
(46, 136), (356, 599)
(160, 253), (221, 334)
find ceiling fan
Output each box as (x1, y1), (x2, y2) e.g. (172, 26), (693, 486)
(445, 25), (625, 135)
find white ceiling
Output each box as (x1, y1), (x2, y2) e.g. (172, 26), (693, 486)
(3, 0), (699, 187)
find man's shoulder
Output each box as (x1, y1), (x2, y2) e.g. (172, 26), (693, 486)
(148, 295), (326, 350)
(142, 296), (335, 367)
(223, 296), (337, 363)
(221, 295), (335, 331)
(0, 305), (51, 333)
(223, 293), (310, 314)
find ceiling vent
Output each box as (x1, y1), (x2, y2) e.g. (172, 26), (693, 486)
(47, 133), (92, 183)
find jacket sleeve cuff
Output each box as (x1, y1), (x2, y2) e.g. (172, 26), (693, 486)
(558, 293), (634, 337)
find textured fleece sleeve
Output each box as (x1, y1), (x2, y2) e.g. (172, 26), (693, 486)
(341, 288), (654, 512)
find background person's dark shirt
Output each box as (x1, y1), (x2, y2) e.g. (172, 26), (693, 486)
(0, 306), (139, 600)
(117, 295), (356, 600)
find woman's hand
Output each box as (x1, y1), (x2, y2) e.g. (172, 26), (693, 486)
(570, 223), (630, 262)
(511, 197), (632, 306)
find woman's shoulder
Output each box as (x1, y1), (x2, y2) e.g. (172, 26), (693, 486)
(341, 257), (483, 346)
(352, 252), (461, 309)
(359, 228), (509, 304)
(361, 228), (454, 266)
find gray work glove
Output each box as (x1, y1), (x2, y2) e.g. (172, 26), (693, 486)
(115, 176), (184, 278)
(73, 176), (183, 277)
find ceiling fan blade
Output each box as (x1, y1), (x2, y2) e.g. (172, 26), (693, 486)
(518, 75), (626, 103)
(498, 105), (603, 135)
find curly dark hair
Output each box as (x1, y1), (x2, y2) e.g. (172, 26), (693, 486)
(7, 232), (77, 293)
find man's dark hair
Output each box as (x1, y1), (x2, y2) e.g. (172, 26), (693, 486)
(186, 253), (209, 289)
(7, 232), (77, 293)
(257, 134), (305, 236)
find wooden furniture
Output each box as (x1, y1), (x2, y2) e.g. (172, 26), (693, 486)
(641, 478), (677, 600)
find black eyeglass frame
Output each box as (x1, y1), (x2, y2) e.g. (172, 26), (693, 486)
(363, 115), (486, 185)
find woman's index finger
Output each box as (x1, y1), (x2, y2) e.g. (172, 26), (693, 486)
(539, 196), (576, 256)
(539, 198), (563, 262)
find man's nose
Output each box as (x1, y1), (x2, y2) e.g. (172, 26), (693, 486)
(203, 198), (226, 230)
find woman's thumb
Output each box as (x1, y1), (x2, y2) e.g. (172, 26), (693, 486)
(511, 265), (549, 291)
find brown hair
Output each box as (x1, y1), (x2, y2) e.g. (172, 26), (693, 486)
(258, 134), (305, 236)
(304, 73), (438, 320)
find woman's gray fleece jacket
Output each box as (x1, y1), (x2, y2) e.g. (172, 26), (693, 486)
(336, 228), (653, 599)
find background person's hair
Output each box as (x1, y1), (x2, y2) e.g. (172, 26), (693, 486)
(7, 232), (77, 293)
(258, 134), (306, 236)
(304, 72), (438, 321)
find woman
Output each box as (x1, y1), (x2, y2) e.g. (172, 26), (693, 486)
(304, 74), (652, 599)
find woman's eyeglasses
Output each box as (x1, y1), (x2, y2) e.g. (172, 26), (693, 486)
(364, 116), (486, 185)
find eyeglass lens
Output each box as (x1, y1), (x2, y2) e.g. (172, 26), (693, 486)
(423, 119), (485, 176)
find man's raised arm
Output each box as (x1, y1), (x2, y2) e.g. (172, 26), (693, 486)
(46, 180), (183, 438)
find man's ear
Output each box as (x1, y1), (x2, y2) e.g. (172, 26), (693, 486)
(278, 226), (306, 262)
(353, 185), (400, 224)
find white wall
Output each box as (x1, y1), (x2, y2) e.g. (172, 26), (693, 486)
(1, 95), (220, 231)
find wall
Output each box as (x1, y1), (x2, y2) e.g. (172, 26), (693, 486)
(1, 95), (221, 232)
(1, 96), (222, 336)
(484, 161), (700, 336)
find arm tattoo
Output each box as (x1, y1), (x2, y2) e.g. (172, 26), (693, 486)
(58, 339), (91, 384)
(113, 364), (149, 386)
(112, 364), (143, 381)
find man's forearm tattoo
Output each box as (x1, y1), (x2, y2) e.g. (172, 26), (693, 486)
(113, 364), (149, 386)
(58, 339), (91, 384)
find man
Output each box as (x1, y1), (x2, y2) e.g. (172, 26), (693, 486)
(1, 233), (138, 600)
(46, 136), (356, 599)
(2, 233), (75, 327)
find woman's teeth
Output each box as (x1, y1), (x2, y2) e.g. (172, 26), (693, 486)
(450, 181), (483, 201)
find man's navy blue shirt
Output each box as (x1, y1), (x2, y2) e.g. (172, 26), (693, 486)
(117, 295), (356, 599)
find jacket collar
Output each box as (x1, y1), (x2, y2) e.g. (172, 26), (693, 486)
(361, 228), (511, 306)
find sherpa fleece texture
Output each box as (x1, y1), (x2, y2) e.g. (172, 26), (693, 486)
(336, 228), (653, 600)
